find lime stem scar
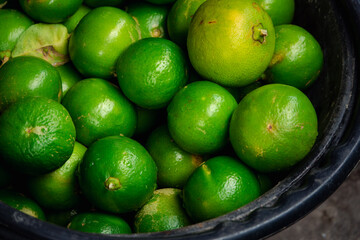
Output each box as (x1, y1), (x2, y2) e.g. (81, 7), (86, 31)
(104, 177), (122, 191)
(252, 23), (268, 44)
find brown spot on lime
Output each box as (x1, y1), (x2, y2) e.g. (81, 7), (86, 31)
(192, 154), (203, 167)
(269, 52), (285, 67)
(151, 28), (162, 38)
(104, 177), (122, 191)
(252, 23), (268, 44)
(200, 20), (204, 24)
(267, 124), (273, 131)
(252, 2), (262, 12)
(208, 20), (216, 24)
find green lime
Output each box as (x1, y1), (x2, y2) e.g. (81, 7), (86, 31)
(126, 1), (169, 39)
(0, 97), (76, 175)
(0, 189), (46, 220)
(256, 0), (295, 26)
(69, 6), (140, 79)
(12, 23), (70, 67)
(84, 0), (125, 8)
(264, 24), (324, 90)
(0, 56), (62, 112)
(146, 125), (204, 188)
(56, 63), (83, 100)
(187, 0), (275, 87)
(78, 136), (157, 214)
(117, 38), (188, 109)
(183, 156), (261, 222)
(67, 212), (132, 234)
(0, 9), (33, 66)
(62, 78), (137, 146)
(167, 81), (237, 155)
(27, 142), (87, 210)
(63, 5), (91, 34)
(229, 84), (318, 172)
(134, 188), (191, 233)
(19, 0), (82, 23)
(167, 0), (207, 48)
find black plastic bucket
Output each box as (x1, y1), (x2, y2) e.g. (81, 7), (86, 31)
(0, 0), (359, 239)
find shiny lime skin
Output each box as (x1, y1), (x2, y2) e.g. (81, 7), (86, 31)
(167, 81), (237, 155)
(167, 0), (206, 48)
(19, 0), (83, 23)
(0, 56), (62, 112)
(229, 84), (318, 172)
(56, 63), (82, 100)
(68, 212), (132, 234)
(0, 189), (46, 220)
(134, 188), (191, 233)
(78, 136), (157, 214)
(117, 38), (188, 109)
(0, 97), (76, 175)
(84, 0), (125, 8)
(265, 24), (324, 90)
(63, 5), (91, 34)
(146, 125), (204, 188)
(62, 78), (137, 146)
(69, 7), (140, 79)
(183, 156), (261, 222)
(126, 2), (169, 39)
(257, 0), (295, 26)
(0, 9), (33, 63)
(187, 0), (275, 87)
(27, 142), (87, 210)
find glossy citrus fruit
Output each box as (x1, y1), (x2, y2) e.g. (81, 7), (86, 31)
(167, 0), (206, 48)
(67, 212), (132, 234)
(19, 0), (82, 23)
(256, 0), (295, 26)
(126, 1), (169, 39)
(63, 5), (91, 34)
(187, 0), (275, 87)
(264, 24), (323, 90)
(146, 125), (204, 188)
(56, 63), (82, 100)
(117, 38), (188, 109)
(27, 142), (87, 210)
(183, 156), (261, 222)
(229, 84), (318, 172)
(0, 97), (76, 175)
(78, 136), (157, 214)
(0, 56), (62, 112)
(134, 188), (191, 233)
(0, 189), (46, 220)
(69, 6), (140, 79)
(84, 0), (125, 8)
(62, 78), (137, 146)
(167, 81), (237, 155)
(0, 9), (33, 66)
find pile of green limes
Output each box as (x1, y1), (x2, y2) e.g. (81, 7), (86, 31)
(0, 0), (323, 235)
